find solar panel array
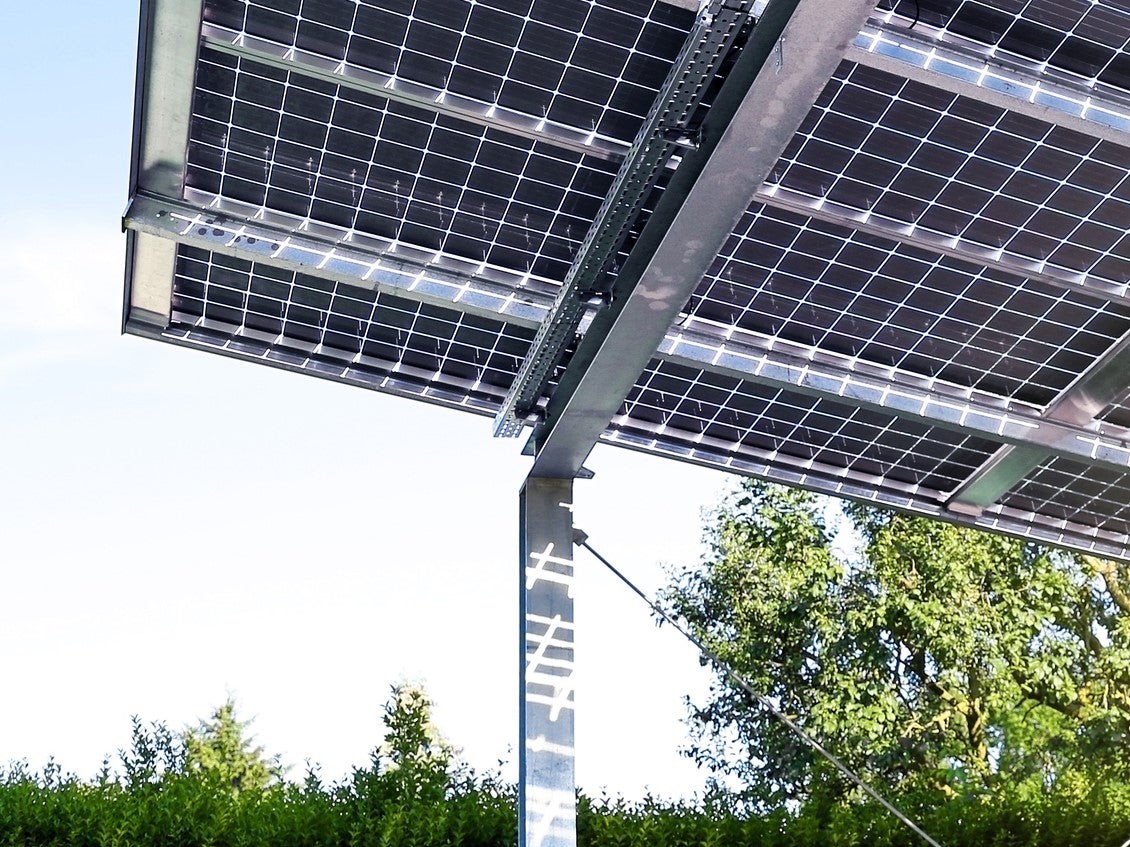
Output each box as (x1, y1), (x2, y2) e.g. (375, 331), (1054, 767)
(126, 0), (1130, 559)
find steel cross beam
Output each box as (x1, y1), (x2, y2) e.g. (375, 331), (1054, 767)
(948, 330), (1130, 513)
(200, 23), (629, 164)
(850, 17), (1130, 143)
(754, 184), (1130, 310)
(493, 0), (760, 438)
(524, 0), (881, 479)
(657, 323), (1130, 477)
(123, 192), (553, 330)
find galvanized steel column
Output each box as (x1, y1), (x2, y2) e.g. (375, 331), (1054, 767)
(518, 477), (576, 847)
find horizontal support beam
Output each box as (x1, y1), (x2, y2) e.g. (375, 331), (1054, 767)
(1043, 333), (1130, 430)
(948, 330), (1130, 511)
(598, 425), (1130, 561)
(659, 323), (1130, 477)
(202, 24), (628, 164)
(850, 19), (1130, 144)
(529, 0), (878, 478)
(945, 444), (1046, 515)
(124, 191), (555, 329)
(756, 184), (1130, 309)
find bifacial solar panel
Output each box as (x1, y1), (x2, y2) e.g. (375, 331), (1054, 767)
(125, 0), (1130, 560)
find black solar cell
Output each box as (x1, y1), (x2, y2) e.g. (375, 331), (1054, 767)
(171, 244), (536, 400)
(685, 203), (1130, 407)
(767, 60), (1130, 285)
(187, 47), (621, 280)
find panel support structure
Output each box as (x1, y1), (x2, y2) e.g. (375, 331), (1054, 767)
(949, 332), (1130, 512)
(529, 0), (878, 478)
(123, 0), (203, 332)
(850, 19), (1130, 142)
(519, 477), (577, 847)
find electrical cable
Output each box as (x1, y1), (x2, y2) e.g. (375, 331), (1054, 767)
(879, 0), (921, 29)
(573, 528), (944, 847)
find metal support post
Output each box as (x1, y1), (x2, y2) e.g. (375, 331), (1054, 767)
(518, 477), (577, 847)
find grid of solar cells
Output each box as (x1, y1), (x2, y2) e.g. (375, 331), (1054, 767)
(880, 0), (1130, 92)
(767, 61), (1130, 286)
(687, 203), (1130, 408)
(615, 359), (1000, 493)
(186, 46), (620, 281)
(202, 0), (695, 144)
(1001, 455), (1130, 539)
(170, 244), (536, 400)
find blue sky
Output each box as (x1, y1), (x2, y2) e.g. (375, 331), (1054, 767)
(0, 3), (733, 798)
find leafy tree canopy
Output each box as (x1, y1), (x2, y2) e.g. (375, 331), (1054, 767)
(183, 697), (284, 794)
(371, 681), (456, 803)
(664, 480), (1130, 807)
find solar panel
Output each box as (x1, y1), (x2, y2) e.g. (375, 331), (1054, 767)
(124, 2), (1130, 842)
(766, 60), (1130, 288)
(125, 0), (1130, 558)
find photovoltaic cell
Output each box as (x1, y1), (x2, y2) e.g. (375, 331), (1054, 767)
(186, 47), (621, 281)
(170, 244), (536, 404)
(1001, 454), (1130, 539)
(767, 61), (1130, 286)
(686, 203), (1130, 408)
(202, 0), (695, 144)
(615, 359), (1000, 496)
(127, 0), (1130, 559)
(880, 0), (1130, 92)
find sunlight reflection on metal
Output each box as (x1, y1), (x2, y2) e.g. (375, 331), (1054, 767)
(519, 480), (576, 847)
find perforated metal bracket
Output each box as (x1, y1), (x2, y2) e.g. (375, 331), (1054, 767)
(492, 0), (758, 438)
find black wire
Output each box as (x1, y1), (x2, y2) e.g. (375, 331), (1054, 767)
(574, 532), (945, 847)
(880, 0), (921, 30)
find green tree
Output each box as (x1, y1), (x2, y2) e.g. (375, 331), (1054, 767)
(664, 480), (1130, 807)
(375, 681), (456, 802)
(183, 697), (283, 795)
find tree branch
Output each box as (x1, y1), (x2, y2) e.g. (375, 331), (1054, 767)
(1086, 556), (1130, 616)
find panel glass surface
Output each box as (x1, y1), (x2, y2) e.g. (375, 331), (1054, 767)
(170, 244), (535, 406)
(614, 358), (1000, 496)
(186, 47), (620, 281)
(768, 61), (1130, 286)
(686, 202), (1130, 408)
(1001, 454), (1130, 540)
(202, 0), (695, 143)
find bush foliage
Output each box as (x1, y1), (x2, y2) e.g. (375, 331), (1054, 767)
(3, 690), (1130, 847)
(3, 754), (1130, 847)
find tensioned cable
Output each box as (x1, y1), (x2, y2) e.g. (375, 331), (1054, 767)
(572, 528), (944, 847)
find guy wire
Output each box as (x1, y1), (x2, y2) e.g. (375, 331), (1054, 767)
(573, 528), (944, 847)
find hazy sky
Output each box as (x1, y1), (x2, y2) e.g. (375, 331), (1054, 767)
(0, 3), (734, 798)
